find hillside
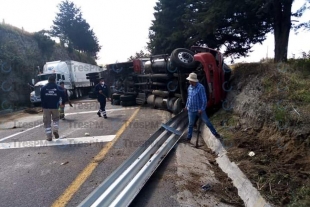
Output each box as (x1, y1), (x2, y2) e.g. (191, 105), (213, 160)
(0, 23), (97, 111)
(210, 59), (310, 206)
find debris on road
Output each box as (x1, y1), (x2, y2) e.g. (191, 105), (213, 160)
(61, 161), (69, 165)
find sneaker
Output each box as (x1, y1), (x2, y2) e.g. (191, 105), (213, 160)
(97, 112), (102, 117)
(46, 137), (52, 141)
(53, 131), (59, 139)
(103, 115), (107, 119)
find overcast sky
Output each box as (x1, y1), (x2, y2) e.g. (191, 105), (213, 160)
(0, 0), (309, 65)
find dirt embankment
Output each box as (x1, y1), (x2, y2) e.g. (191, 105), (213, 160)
(0, 23), (96, 111)
(211, 61), (310, 207)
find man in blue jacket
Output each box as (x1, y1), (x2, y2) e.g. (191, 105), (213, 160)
(40, 75), (65, 141)
(184, 73), (221, 142)
(95, 78), (110, 119)
(58, 81), (73, 120)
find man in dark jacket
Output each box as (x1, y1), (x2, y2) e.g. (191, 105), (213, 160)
(95, 78), (110, 119)
(59, 81), (73, 120)
(40, 75), (65, 141)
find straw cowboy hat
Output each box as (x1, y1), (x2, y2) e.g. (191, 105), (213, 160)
(186, 73), (199, 82)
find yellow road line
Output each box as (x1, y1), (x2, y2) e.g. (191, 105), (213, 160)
(51, 108), (140, 207)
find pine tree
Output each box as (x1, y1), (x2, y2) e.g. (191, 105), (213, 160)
(50, 0), (101, 58)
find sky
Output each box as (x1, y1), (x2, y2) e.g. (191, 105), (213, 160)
(0, 0), (309, 65)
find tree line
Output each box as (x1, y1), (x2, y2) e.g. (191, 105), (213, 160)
(36, 0), (101, 60)
(148, 0), (310, 62)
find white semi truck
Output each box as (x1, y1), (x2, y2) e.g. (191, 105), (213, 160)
(30, 60), (102, 106)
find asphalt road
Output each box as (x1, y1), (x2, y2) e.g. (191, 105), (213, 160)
(0, 97), (242, 207)
(0, 98), (179, 207)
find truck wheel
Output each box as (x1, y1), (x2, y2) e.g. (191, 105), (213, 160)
(167, 97), (177, 111)
(147, 94), (155, 106)
(170, 48), (198, 69)
(120, 95), (134, 101)
(112, 93), (121, 100)
(113, 99), (120, 105)
(79, 88), (82, 97)
(172, 98), (183, 115)
(121, 100), (136, 107)
(136, 98), (145, 105)
(154, 97), (166, 109)
(75, 88), (79, 99)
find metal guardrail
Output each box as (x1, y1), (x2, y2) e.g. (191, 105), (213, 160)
(78, 111), (188, 207)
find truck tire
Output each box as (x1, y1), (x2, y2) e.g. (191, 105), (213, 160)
(167, 97), (177, 111)
(113, 99), (120, 105)
(147, 94), (155, 106)
(120, 95), (134, 101)
(121, 100), (136, 107)
(136, 98), (145, 105)
(112, 93), (121, 100)
(154, 97), (166, 109)
(172, 98), (183, 115)
(170, 48), (198, 69)
(75, 88), (79, 99)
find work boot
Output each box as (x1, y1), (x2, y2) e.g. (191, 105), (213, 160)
(214, 133), (222, 140)
(97, 111), (102, 117)
(103, 115), (107, 119)
(53, 131), (59, 139)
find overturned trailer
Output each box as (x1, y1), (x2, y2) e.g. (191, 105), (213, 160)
(105, 46), (232, 114)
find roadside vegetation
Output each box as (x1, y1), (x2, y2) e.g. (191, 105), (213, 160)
(210, 55), (310, 206)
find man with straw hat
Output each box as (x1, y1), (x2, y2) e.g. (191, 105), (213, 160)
(184, 72), (221, 142)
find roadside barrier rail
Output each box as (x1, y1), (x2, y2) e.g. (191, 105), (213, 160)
(78, 111), (188, 207)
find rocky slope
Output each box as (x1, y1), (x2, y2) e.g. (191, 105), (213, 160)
(0, 23), (97, 111)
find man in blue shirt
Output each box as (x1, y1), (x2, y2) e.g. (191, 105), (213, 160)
(184, 72), (221, 141)
(40, 75), (65, 141)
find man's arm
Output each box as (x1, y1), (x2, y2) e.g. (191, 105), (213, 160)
(58, 87), (66, 105)
(198, 85), (207, 111)
(185, 87), (189, 109)
(40, 86), (45, 107)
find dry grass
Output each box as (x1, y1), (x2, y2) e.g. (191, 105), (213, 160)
(210, 59), (310, 206)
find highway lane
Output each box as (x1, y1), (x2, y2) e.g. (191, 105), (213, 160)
(0, 98), (178, 207)
(0, 98), (241, 207)
(0, 100), (140, 207)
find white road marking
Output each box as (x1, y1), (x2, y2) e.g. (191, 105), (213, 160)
(0, 135), (115, 150)
(0, 107), (138, 142)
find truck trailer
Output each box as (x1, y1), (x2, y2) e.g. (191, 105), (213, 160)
(30, 60), (102, 106)
(103, 46), (232, 114)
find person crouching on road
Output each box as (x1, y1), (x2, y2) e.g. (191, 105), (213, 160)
(40, 75), (66, 141)
(95, 78), (110, 119)
(184, 72), (221, 142)
(59, 81), (73, 120)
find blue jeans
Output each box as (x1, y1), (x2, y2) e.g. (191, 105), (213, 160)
(187, 111), (218, 139)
